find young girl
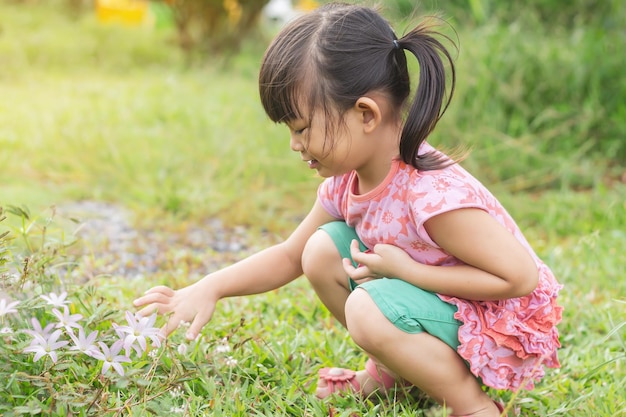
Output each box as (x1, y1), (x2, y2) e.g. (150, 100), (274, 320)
(133, 3), (562, 416)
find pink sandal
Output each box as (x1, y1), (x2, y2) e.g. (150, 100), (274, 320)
(316, 358), (399, 399)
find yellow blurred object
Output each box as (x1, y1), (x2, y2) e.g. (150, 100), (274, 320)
(223, 0), (243, 26)
(296, 0), (318, 12)
(96, 0), (148, 25)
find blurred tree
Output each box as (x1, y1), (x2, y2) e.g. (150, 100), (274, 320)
(161, 0), (269, 55)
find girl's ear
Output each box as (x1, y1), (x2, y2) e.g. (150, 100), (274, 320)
(354, 97), (382, 133)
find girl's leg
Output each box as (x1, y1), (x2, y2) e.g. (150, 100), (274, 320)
(301, 228), (351, 326)
(302, 228), (402, 396)
(345, 288), (501, 417)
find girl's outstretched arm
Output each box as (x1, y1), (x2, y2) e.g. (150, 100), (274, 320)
(132, 199), (335, 339)
(346, 208), (539, 301)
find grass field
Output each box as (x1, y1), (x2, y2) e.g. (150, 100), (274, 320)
(0, 1), (624, 416)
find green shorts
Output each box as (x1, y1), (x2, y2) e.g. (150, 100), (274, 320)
(319, 221), (462, 350)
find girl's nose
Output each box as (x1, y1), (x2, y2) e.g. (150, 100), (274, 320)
(290, 135), (304, 152)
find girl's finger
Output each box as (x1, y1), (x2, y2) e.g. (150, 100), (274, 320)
(158, 324), (170, 339)
(349, 239), (362, 257)
(342, 258), (370, 281)
(350, 240), (373, 266)
(162, 314), (185, 338)
(186, 319), (204, 341)
(144, 285), (176, 297)
(187, 309), (213, 340)
(136, 303), (159, 317)
(133, 291), (174, 309)
(342, 257), (356, 274)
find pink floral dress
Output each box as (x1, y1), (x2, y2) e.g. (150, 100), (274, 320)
(317, 144), (563, 391)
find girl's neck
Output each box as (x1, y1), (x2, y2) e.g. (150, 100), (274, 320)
(353, 125), (401, 195)
(354, 164), (393, 195)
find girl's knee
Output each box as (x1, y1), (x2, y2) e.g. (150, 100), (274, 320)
(301, 229), (341, 283)
(345, 289), (386, 352)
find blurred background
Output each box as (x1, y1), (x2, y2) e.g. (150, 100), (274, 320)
(0, 0), (624, 232)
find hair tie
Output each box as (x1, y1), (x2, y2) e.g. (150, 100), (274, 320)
(392, 39), (401, 50)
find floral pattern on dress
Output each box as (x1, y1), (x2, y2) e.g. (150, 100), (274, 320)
(317, 143), (563, 391)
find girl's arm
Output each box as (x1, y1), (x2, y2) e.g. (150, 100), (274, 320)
(133, 199), (335, 339)
(345, 208), (539, 301)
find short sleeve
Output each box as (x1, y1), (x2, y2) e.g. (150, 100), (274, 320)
(408, 166), (491, 246)
(317, 175), (350, 220)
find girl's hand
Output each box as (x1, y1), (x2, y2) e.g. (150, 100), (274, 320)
(133, 282), (217, 340)
(342, 239), (413, 282)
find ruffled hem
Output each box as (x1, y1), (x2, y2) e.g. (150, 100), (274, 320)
(439, 264), (563, 391)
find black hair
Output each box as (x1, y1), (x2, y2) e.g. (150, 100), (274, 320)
(258, 2), (456, 171)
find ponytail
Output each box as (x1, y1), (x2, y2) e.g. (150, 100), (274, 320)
(397, 20), (457, 170)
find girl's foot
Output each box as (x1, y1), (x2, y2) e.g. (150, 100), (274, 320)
(316, 358), (403, 399)
(317, 362), (506, 417)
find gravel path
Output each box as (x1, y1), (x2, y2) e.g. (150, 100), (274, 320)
(57, 201), (262, 281)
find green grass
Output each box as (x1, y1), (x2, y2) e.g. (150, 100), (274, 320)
(0, 2), (625, 416)
(0, 1), (318, 231)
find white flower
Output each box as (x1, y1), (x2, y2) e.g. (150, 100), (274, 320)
(23, 329), (69, 363)
(0, 299), (19, 316)
(177, 343), (188, 355)
(170, 385), (183, 398)
(0, 326), (13, 334)
(91, 340), (131, 376)
(52, 307), (83, 332)
(225, 356), (238, 367)
(114, 311), (162, 356)
(215, 337), (231, 353)
(24, 317), (55, 339)
(40, 291), (70, 308)
(68, 327), (100, 357)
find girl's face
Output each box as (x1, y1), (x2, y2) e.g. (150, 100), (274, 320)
(287, 107), (376, 178)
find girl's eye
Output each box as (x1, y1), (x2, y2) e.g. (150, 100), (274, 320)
(292, 126), (307, 135)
